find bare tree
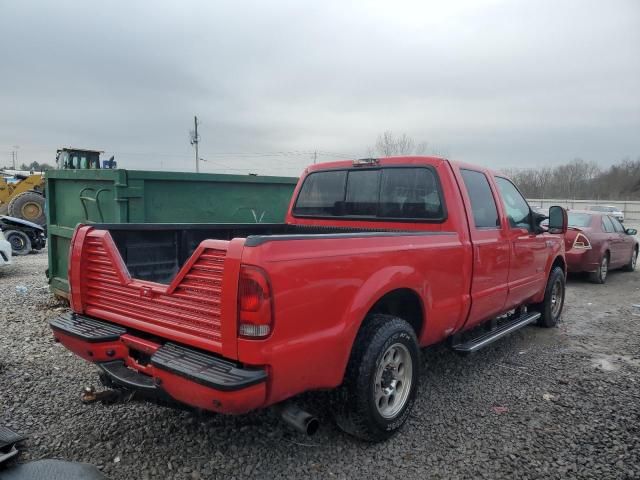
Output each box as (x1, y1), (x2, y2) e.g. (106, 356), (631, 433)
(373, 131), (427, 156)
(500, 157), (640, 200)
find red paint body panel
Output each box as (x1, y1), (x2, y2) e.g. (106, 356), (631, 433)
(55, 156), (566, 415)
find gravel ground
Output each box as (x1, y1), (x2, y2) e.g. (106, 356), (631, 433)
(1, 249), (639, 479)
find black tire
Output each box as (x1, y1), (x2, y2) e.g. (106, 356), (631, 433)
(622, 247), (638, 272)
(4, 229), (32, 255)
(7, 191), (46, 225)
(333, 314), (420, 442)
(589, 253), (609, 284)
(532, 266), (565, 328)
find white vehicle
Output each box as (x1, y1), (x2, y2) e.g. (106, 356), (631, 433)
(589, 205), (624, 223)
(0, 229), (12, 266)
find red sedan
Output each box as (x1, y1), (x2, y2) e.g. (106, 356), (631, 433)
(564, 210), (638, 283)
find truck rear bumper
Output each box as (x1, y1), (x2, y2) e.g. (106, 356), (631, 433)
(49, 312), (267, 414)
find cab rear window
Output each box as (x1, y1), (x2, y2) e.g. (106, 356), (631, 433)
(293, 167), (445, 221)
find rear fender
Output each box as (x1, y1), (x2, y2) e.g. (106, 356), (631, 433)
(335, 266), (428, 381)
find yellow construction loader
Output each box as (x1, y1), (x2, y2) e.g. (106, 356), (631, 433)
(0, 171), (46, 225)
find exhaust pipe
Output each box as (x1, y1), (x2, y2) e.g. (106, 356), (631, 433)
(275, 403), (319, 436)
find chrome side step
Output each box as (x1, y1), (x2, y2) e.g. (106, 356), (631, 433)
(452, 312), (541, 354)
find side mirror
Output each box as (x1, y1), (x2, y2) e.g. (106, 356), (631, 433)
(547, 205), (567, 234)
(626, 228), (637, 236)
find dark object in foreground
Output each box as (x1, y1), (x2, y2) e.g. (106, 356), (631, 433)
(0, 426), (25, 466)
(0, 459), (106, 480)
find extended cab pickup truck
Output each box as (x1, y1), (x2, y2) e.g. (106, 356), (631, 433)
(50, 156), (568, 441)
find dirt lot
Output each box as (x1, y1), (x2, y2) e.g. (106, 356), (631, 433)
(1, 250), (639, 479)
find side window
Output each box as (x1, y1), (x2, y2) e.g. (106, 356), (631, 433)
(379, 168), (443, 219)
(460, 169), (500, 229)
(602, 215), (615, 233)
(495, 177), (532, 231)
(610, 216), (625, 233)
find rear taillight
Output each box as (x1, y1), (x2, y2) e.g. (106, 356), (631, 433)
(238, 266), (273, 339)
(572, 233), (592, 249)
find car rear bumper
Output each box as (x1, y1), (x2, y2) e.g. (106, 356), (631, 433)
(49, 312), (267, 414)
(566, 249), (599, 273)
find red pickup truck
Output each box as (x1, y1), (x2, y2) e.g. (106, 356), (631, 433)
(50, 156), (568, 441)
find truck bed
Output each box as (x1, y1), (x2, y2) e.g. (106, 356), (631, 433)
(92, 223), (421, 284)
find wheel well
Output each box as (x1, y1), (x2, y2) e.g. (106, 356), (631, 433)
(552, 256), (566, 275)
(367, 288), (424, 337)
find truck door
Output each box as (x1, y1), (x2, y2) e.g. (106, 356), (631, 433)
(458, 169), (510, 328)
(494, 177), (548, 309)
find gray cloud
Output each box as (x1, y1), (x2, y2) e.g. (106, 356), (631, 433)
(1, 0), (638, 176)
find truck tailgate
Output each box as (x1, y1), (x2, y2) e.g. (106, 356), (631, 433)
(70, 226), (242, 359)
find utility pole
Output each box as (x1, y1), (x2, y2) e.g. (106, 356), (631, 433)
(12, 145), (19, 169)
(190, 116), (200, 173)
(313, 150), (317, 164)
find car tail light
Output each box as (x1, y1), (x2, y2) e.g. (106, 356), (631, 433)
(238, 265), (273, 339)
(572, 233), (592, 249)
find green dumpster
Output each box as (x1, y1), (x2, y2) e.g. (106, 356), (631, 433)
(46, 169), (298, 297)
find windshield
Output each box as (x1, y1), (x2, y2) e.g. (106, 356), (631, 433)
(568, 213), (592, 227)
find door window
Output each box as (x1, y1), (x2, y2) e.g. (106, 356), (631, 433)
(495, 177), (532, 231)
(610, 216), (625, 233)
(460, 169), (500, 229)
(602, 215), (615, 233)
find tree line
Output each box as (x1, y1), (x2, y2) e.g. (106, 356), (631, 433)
(501, 158), (640, 200)
(370, 131), (640, 201)
(17, 161), (54, 172)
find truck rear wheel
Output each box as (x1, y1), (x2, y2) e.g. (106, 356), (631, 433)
(532, 266), (565, 328)
(333, 314), (420, 442)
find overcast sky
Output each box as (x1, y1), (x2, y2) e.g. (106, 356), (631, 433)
(1, 0), (638, 176)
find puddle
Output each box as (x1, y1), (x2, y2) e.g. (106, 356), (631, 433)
(590, 353), (640, 372)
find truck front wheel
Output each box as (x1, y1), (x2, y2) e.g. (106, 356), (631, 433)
(532, 266), (565, 328)
(333, 314), (420, 442)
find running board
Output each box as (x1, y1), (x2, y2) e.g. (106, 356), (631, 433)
(452, 312), (541, 354)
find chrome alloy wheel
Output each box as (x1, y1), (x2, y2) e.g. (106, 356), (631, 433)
(374, 343), (413, 419)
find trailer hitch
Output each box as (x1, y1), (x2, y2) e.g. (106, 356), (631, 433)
(81, 386), (132, 405)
